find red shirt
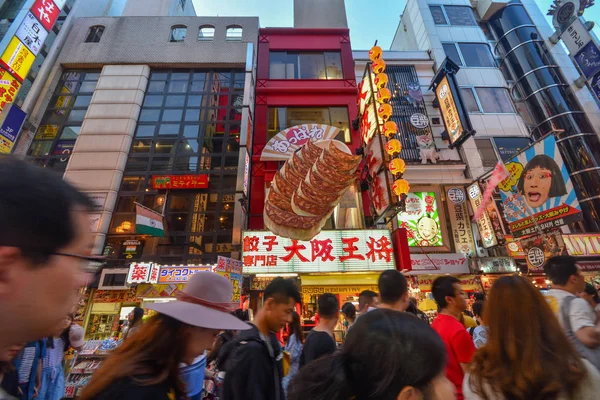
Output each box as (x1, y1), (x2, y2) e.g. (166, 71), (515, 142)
(431, 314), (475, 400)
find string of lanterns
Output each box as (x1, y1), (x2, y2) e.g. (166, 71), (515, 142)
(368, 45), (410, 198)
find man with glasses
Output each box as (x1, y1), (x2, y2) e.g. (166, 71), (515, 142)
(544, 256), (600, 370)
(431, 276), (475, 400)
(0, 157), (96, 358)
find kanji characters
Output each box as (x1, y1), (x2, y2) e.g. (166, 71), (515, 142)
(366, 236), (393, 262)
(263, 235), (278, 251)
(243, 235), (259, 252)
(311, 239), (335, 262)
(281, 240), (309, 262)
(339, 237), (365, 262)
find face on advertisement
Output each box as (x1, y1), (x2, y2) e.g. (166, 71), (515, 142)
(517, 155), (567, 209)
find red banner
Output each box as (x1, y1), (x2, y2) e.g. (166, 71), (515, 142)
(152, 175), (208, 189)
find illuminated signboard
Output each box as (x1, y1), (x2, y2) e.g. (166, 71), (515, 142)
(16, 12), (49, 56)
(0, 69), (21, 114)
(215, 256), (243, 303)
(152, 174), (209, 189)
(31, 0), (61, 31)
(467, 183), (498, 248)
(430, 58), (474, 149)
(0, 37), (35, 82)
(127, 263), (160, 284)
(158, 266), (212, 283)
(445, 186), (476, 256)
(397, 192), (443, 247)
(242, 230), (396, 273)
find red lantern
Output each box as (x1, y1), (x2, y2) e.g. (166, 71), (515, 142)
(385, 139), (402, 156)
(377, 103), (392, 122)
(374, 73), (388, 89)
(382, 121), (398, 137)
(389, 158), (406, 175)
(369, 45), (383, 61)
(393, 179), (410, 197)
(371, 59), (386, 74)
(377, 88), (391, 104)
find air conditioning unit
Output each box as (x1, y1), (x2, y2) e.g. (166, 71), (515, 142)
(98, 268), (129, 290)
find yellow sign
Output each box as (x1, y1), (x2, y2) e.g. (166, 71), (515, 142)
(0, 68), (21, 116)
(436, 76), (464, 146)
(0, 37), (35, 82)
(416, 275), (480, 292)
(301, 285), (379, 295)
(35, 124), (60, 140)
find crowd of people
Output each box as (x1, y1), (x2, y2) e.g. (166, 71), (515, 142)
(2, 157), (600, 399)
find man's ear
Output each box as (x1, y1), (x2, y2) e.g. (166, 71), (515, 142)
(0, 247), (22, 297)
(397, 386), (422, 400)
(263, 297), (275, 311)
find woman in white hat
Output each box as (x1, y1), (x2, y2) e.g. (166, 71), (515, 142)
(80, 271), (250, 400)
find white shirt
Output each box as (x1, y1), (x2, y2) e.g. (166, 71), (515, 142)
(471, 325), (488, 349)
(544, 289), (596, 332)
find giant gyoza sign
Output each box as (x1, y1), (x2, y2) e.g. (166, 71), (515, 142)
(242, 230), (396, 273)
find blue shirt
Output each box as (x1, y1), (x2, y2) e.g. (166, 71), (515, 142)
(180, 355), (206, 396)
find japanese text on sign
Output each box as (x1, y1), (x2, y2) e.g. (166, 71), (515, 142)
(158, 266), (212, 283)
(127, 263), (160, 284)
(241, 230), (396, 273)
(31, 0), (61, 31)
(467, 183), (498, 249)
(408, 254), (469, 275)
(152, 175), (209, 189)
(436, 76), (464, 146)
(16, 12), (49, 56)
(445, 186), (476, 257)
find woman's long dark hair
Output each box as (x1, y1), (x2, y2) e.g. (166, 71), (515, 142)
(287, 309), (446, 400)
(79, 314), (189, 399)
(129, 307), (145, 329)
(288, 311), (303, 343)
(468, 275), (586, 400)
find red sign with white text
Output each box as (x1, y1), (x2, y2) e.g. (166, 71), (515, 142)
(152, 175), (209, 189)
(31, 0), (60, 31)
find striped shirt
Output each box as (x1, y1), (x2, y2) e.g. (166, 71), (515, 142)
(43, 337), (65, 368)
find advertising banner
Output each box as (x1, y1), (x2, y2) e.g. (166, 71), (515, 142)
(397, 192), (444, 247)
(0, 36), (36, 82)
(478, 257), (517, 274)
(519, 231), (567, 272)
(241, 230), (395, 273)
(574, 40), (600, 79)
(445, 186), (476, 256)
(0, 103), (26, 154)
(31, 0), (61, 31)
(562, 17), (592, 56)
(498, 135), (582, 237)
(436, 75), (464, 146)
(152, 174), (209, 189)
(158, 266), (212, 283)
(493, 137), (531, 161)
(592, 71), (600, 103)
(16, 12), (49, 56)
(127, 263), (159, 284)
(215, 256), (243, 303)
(407, 253), (469, 275)
(136, 283), (184, 299)
(0, 69), (21, 114)
(414, 274), (479, 291)
(260, 124), (340, 161)
(563, 234), (600, 257)
(467, 183), (498, 248)
(505, 235), (526, 259)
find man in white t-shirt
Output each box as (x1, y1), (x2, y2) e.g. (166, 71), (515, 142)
(544, 256), (600, 370)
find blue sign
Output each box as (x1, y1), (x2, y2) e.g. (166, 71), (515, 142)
(574, 41), (600, 79)
(0, 104), (27, 154)
(493, 137), (532, 162)
(591, 72), (600, 102)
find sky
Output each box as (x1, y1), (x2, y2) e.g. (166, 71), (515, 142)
(192, 0), (600, 50)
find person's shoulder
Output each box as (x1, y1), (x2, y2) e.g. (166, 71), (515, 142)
(93, 377), (173, 400)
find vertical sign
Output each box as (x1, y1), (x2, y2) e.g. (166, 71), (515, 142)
(215, 256), (243, 304)
(0, 104), (27, 154)
(445, 186), (476, 256)
(467, 183), (498, 248)
(436, 76), (464, 146)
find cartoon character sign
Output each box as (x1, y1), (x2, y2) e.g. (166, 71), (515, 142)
(416, 135), (439, 164)
(397, 192), (444, 247)
(498, 135), (582, 238)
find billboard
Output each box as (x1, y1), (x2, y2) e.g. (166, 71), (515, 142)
(467, 183), (498, 248)
(498, 135), (582, 238)
(0, 36), (36, 82)
(445, 186), (476, 256)
(15, 12), (49, 56)
(0, 104), (27, 154)
(397, 192), (444, 247)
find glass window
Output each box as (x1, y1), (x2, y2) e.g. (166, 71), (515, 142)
(460, 88), (480, 113)
(170, 26), (187, 42)
(144, 95), (163, 107)
(73, 95), (92, 108)
(269, 52), (287, 79)
(324, 52), (343, 79)
(226, 25), (243, 41)
(480, 22), (496, 41)
(132, 139), (152, 153)
(493, 137), (531, 161)
(139, 109), (160, 122)
(475, 87), (515, 113)
(162, 109), (183, 122)
(165, 95), (186, 107)
(158, 124), (180, 136)
(80, 81), (97, 93)
(166, 214), (189, 231)
(180, 138), (200, 154)
(148, 81), (166, 92)
(135, 125), (155, 137)
(187, 95), (204, 107)
(458, 43), (495, 67)
(299, 53), (326, 79)
(198, 25), (215, 41)
(174, 156), (198, 172)
(120, 176), (143, 191)
(430, 6), (447, 25)
(169, 195), (191, 211)
(183, 125), (200, 138)
(475, 138), (498, 168)
(85, 26), (105, 43)
(67, 109), (86, 122)
(116, 196), (137, 212)
(185, 109), (200, 121)
(60, 126), (81, 139)
(150, 157), (173, 171)
(154, 140), (177, 155)
(445, 6), (477, 26)
(442, 43), (463, 66)
(168, 80), (188, 93)
(28, 141), (53, 156)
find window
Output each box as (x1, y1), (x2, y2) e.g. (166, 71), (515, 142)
(170, 25), (187, 42)
(430, 6), (447, 25)
(443, 43), (495, 67)
(269, 51), (343, 79)
(460, 87), (515, 114)
(475, 138), (499, 168)
(198, 25), (215, 41)
(431, 5), (477, 26)
(442, 43), (462, 66)
(226, 25), (242, 41)
(458, 43), (495, 67)
(85, 26), (104, 43)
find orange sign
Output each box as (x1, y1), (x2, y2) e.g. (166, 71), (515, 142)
(151, 175), (209, 189)
(563, 234), (600, 257)
(436, 76), (464, 146)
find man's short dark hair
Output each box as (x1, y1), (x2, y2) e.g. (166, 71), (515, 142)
(472, 301), (484, 318)
(0, 156), (92, 264)
(264, 277), (301, 304)
(358, 290), (377, 311)
(544, 255), (578, 286)
(432, 276), (460, 310)
(378, 270), (408, 304)
(317, 293), (339, 318)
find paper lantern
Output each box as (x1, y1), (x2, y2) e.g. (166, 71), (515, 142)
(377, 88), (391, 104)
(371, 59), (386, 74)
(374, 73), (388, 89)
(377, 103), (393, 121)
(369, 45), (383, 61)
(385, 139), (402, 156)
(121, 221), (132, 230)
(393, 179), (410, 197)
(382, 121), (398, 137)
(389, 158), (406, 175)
